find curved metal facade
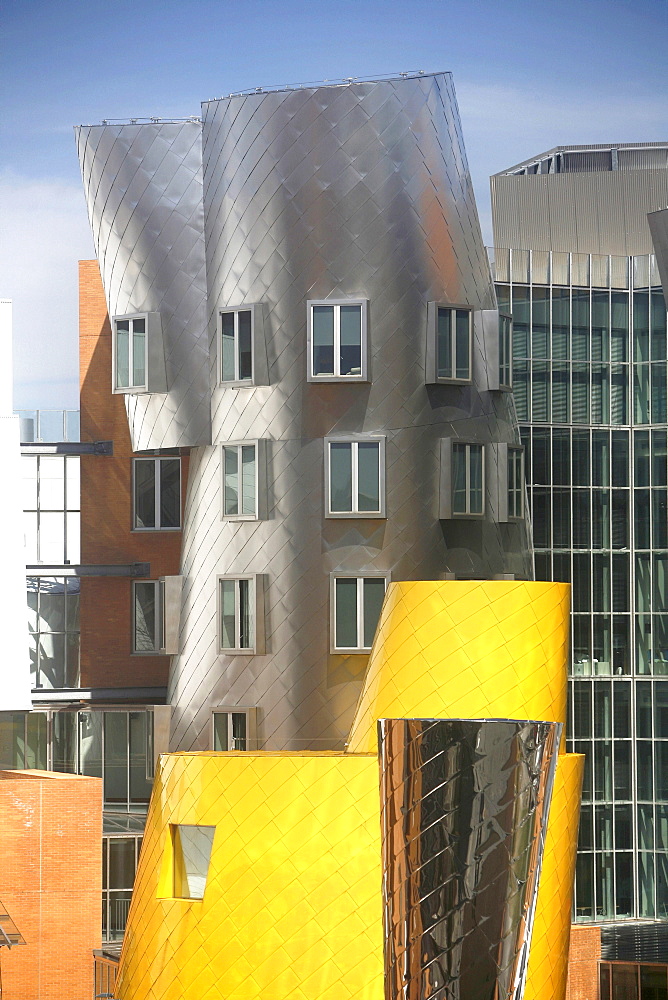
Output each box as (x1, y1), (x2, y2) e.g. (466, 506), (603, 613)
(75, 121), (210, 449)
(379, 717), (560, 1000)
(77, 74), (532, 753)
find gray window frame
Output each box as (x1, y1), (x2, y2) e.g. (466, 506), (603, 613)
(219, 305), (260, 387)
(112, 313), (150, 393)
(211, 707), (258, 751)
(132, 457), (181, 531)
(220, 440), (264, 521)
(329, 573), (389, 654)
(307, 299), (369, 382)
(324, 436), (386, 518)
(426, 301), (473, 384)
(217, 575), (265, 655)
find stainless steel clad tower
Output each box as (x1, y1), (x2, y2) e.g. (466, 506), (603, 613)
(76, 74), (532, 754)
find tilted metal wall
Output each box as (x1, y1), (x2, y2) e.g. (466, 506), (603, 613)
(492, 169), (668, 256)
(167, 74), (532, 752)
(75, 122), (210, 449)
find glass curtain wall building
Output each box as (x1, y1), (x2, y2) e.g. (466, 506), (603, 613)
(491, 142), (668, 938)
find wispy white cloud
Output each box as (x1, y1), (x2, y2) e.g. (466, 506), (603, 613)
(0, 172), (94, 408)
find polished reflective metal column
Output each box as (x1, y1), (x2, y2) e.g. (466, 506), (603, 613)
(379, 718), (561, 1000)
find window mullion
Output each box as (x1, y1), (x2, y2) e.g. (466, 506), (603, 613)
(235, 581), (241, 650)
(334, 305), (341, 377)
(465, 445), (471, 514)
(234, 312), (240, 381)
(357, 577), (364, 649)
(155, 459), (161, 529)
(352, 443), (359, 514)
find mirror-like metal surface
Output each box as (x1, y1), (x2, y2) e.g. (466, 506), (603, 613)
(379, 718), (561, 1000)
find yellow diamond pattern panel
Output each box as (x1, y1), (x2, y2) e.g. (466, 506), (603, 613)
(347, 581), (570, 753)
(116, 753), (384, 1000)
(524, 753), (584, 1000)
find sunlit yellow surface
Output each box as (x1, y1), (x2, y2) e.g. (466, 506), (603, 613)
(117, 581), (578, 1000)
(524, 753), (584, 1000)
(116, 753), (384, 1000)
(348, 580), (570, 753)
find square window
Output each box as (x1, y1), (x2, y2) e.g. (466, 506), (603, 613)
(212, 708), (257, 750)
(331, 575), (388, 652)
(307, 300), (369, 381)
(133, 458), (181, 530)
(507, 446), (524, 519)
(217, 576), (265, 654)
(325, 437), (385, 517)
(220, 308), (252, 383)
(221, 442), (263, 520)
(172, 825), (215, 900)
(499, 313), (513, 389)
(452, 442), (485, 515)
(427, 303), (472, 383)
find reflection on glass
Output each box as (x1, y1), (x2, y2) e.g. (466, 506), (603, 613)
(173, 825), (215, 899)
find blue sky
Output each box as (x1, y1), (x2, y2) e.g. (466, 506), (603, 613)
(2, 0), (666, 407)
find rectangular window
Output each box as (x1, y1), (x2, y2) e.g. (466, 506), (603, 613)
(220, 308), (253, 383)
(114, 315), (147, 391)
(222, 442), (259, 519)
(331, 575), (388, 652)
(212, 708), (257, 751)
(217, 576), (264, 654)
(307, 300), (368, 381)
(452, 442), (484, 515)
(499, 313), (513, 388)
(325, 438), (385, 517)
(133, 581), (163, 653)
(433, 305), (472, 382)
(507, 447), (524, 519)
(133, 458), (181, 530)
(172, 825), (215, 900)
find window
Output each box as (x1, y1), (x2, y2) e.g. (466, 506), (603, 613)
(217, 576), (265, 654)
(427, 304), (472, 383)
(133, 581), (162, 653)
(507, 447), (524, 519)
(220, 308), (253, 383)
(325, 438), (385, 517)
(499, 313), (513, 388)
(114, 315), (147, 391)
(331, 575), (388, 653)
(452, 442), (484, 515)
(133, 457), (180, 530)
(172, 825), (216, 900)
(28, 576), (80, 689)
(307, 300), (368, 381)
(212, 708), (257, 750)
(222, 442), (261, 520)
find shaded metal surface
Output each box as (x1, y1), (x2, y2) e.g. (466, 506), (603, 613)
(75, 122), (210, 450)
(649, 208), (668, 308)
(168, 74), (531, 753)
(379, 718), (560, 1000)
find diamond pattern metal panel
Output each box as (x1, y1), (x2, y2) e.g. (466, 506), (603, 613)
(379, 718), (560, 1000)
(168, 74), (532, 754)
(347, 580), (570, 754)
(75, 122), (210, 449)
(115, 752), (384, 1000)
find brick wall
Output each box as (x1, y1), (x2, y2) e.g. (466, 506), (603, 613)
(0, 770), (102, 1000)
(566, 924), (602, 1000)
(78, 261), (187, 690)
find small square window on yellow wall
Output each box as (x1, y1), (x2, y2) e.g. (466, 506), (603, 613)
(158, 824), (216, 900)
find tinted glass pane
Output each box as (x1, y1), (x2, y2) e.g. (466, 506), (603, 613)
(221, 312), (235, 381)
(452, 446), (467, 514)
(313, 306), (334, 375)
(52, 712), (76, 772)
(339, 305), (362, 376)
(612, 965), (638, 1000)
(220, 580), (236, 648)
(575, 852), (594, 919)
(357, 442), (380, 512)
(213, 713), (228, 751)
(455, 310), (470, 379)
(532, 288), (549, 358)
(335, 578), (358, 648)
(238, 579), (252, 648)
(437, 308), (452, 378)
(362, 578), (386, 648)
(640, 965), (668, 1000)
(572, 290), (590, 360)
(103, 712), (127, 805)
(159, 459), (180, 527)
(237, 310), (252, 381)
(129, 711), (152, 803)
(469, 445), (483, 513)
(652, 290), (667, 361)
(224, 447), (239, 516)
(132, 319), (145, 387)
(552, 287), (570, 359)
(134, 461), (155, 529)
(134, 583), (157, 651)
(231, 712), (247, 750)
(108, 839), (136, 889)
(115, 321), (129, 388)
(330, 443), (353, 512)
(511, 286), (529, 358)
(241, 446), (256, 516)
(635, 291), (650, 361)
